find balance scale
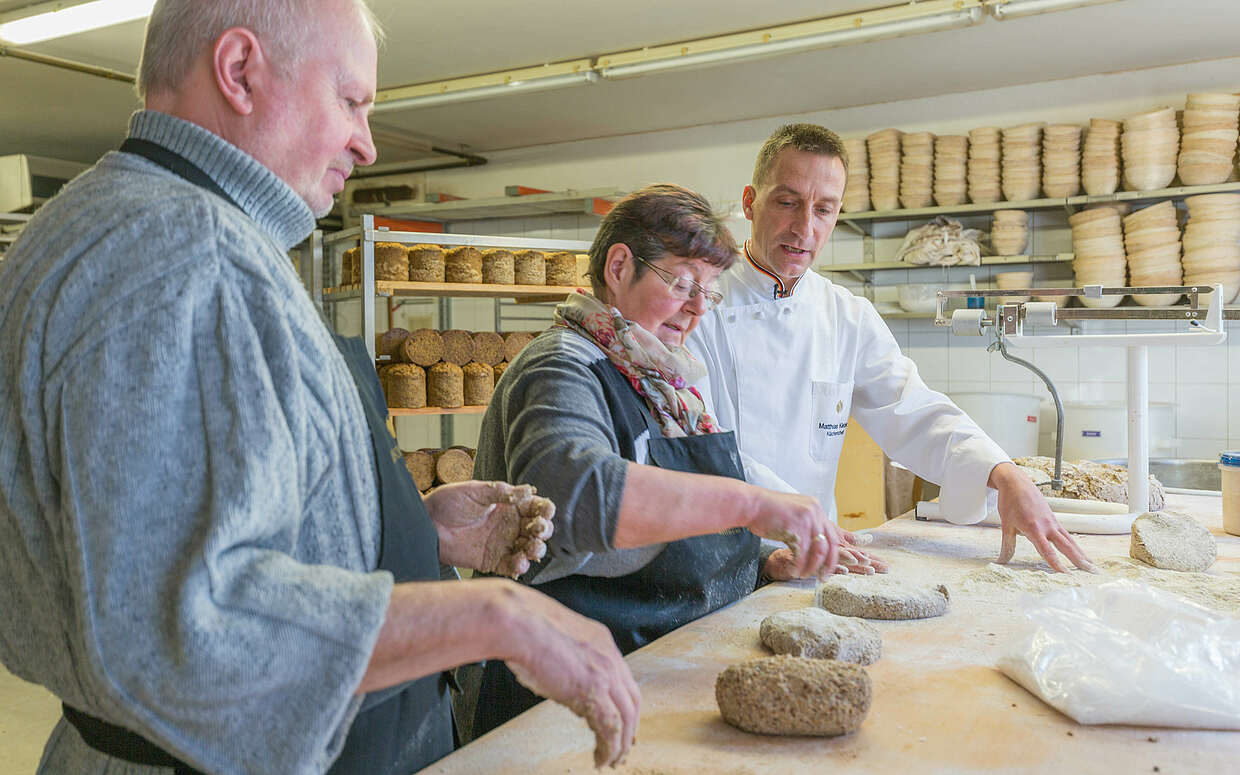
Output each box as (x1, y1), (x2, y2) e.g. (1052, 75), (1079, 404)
(916, 283), (1236, 534)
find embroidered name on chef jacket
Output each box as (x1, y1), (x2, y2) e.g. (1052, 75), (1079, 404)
(818, 400), (848, 437)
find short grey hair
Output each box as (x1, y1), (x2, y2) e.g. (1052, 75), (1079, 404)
(752, 123), (848, 187)
(137, 0), (383, 98)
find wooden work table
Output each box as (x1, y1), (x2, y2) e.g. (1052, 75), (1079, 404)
(423, 493), (1239, 774)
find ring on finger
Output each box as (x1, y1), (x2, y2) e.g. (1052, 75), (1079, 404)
(814, 533), (828, 542)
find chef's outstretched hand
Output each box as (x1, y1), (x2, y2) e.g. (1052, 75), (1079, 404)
(763, 528), (890, 581)
(422, 481), (554, 577)
(990, 462), (1095, 573)
(503, 585), (640, 768)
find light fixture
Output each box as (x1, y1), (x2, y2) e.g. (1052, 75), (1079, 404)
(596, 0), (985, 80)
(0, 0), (155, 45)
(987, 0), (1123, 20)
(374, 60), (597, 113)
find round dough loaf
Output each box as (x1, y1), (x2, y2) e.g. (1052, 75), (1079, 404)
(513, 250), (546, 285)
(1130, 510), (1217, 572)
(815, 576), (950, 620)
(471, 331), (505, 365)
(440, 329), (476, 365)
(545, 251), (577, 286)
(444, 246), (483, 283)
(502, 331), (535, 362)
(401, 328), (444, 367)
(374, 242), (409, 282)
(481, 248), (515, 285)
(427, 361), (464, 408)
(408, 244), (445, 283)
(381, 364), (426, 409)
(760, 608), (882, 665)
(715, 656), (871, 737)
(462, 362), (494, 405)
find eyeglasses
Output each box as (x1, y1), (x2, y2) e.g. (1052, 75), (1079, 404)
(632, 255), (724, 311)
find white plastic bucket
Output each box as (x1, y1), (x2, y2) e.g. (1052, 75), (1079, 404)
(948, 392), (1041, 458)
(1038, 400), (1176, 460)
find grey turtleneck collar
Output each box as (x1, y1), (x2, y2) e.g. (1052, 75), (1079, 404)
(126, 110), (316, 250)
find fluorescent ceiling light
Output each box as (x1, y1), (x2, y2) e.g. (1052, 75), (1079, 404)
(375, 61), (597, 113)
(988, 0), (1123, 20)
(0, 0), (154, 45)
(598, 0), (984, 80)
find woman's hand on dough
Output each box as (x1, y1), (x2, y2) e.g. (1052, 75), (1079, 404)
(500, 584), (640, 768)
(421, 481), (554, 577)
(762, 533), (890, 581)
(746, 491), (839, 578)
(990, 462), (1096, 573)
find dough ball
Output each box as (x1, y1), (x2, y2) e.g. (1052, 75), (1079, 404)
(816, 575), (950, 620)
(715, 656), (871, 737)
(760, 608), (882, 665)
(1130, 510), (1217, 572)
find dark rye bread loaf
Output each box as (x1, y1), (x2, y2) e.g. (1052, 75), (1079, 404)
(462, 362), (495, 405)
(427, 361), (464, 408)
(401, 328), (444, 367)
(471, 331), (505, 365)
(444, 246), (483, 283)
(439, 329), (476, 365)
(409, 244), (446, 283)
(513, 250), (546, 285)
(402, 450), (435, 491)
(380, 364), (426, 409)
(481, 248), (515, 285)
(545, 251), (578, 286)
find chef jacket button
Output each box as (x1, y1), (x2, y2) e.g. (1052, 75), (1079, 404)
(781, 307), (792, 315)
(727, 314), (736, 323)
(753, 311), (763, 320)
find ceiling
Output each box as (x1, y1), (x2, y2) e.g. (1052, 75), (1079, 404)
(1, 0), (1239, 167)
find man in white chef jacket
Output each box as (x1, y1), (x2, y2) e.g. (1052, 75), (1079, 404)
(687, 123), (1094, 575)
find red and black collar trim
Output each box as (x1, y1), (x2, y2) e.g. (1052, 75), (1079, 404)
(743, 241), (794, 299)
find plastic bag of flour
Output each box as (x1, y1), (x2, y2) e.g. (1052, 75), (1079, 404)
(997, 580), (1240, 729)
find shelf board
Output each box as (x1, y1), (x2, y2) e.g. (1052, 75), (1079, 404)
(324, 227), (592, 252)
(389, 405), (488, 417)
(817, 254), (1074, 274)
(349, 188), (628, 222)
(324, 280), (578, 302)
(838, 181), (1240, 223)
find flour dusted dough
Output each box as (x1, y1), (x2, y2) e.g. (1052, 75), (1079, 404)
(715, 656), (871, 736)
(1014, 456), (1166, 511)
(760, 608), (882, 665)
(816, 575), (950, 620)
(1130, 510), (1217, 572)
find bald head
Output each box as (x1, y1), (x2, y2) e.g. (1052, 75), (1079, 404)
(137, 0), (382, 99)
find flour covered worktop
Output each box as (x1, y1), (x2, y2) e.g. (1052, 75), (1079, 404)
(422, 493), (1240, 774)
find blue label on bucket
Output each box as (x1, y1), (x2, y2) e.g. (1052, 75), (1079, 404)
(1082, 430), (1102, 437)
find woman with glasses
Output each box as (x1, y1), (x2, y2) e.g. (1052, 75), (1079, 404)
(466, 183), (853, 739)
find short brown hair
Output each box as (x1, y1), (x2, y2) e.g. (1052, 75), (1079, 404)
(588, 184), (738, 299)
(752, 123), (848, 187)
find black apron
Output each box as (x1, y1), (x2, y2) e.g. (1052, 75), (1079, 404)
(61, 139), (454, 775)
(471, 364), (760, 739)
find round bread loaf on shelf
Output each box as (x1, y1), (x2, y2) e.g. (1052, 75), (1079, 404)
(481, 248), (516, 284)
(409, 244), (445, 283)
(427, 361), (464, 408)
(381, 364), (426, 409)
(462, 362), (495, 405)
(374, 241), (410, 282)
(545, 251), (577, 286)
(492, 360), (509, 382)
(471, 331), (505, 365)
(514, 250), (546, 285)
(342, 247), (361, 285)
(440, 329), (476, 365)
(444, 246), (483, 283)
(402, 449), (435, 492)
(375, 328), (410, 360)
(401, 328), (444, 367)
(502, 331), (535, 362)
(434, 446), (474, 483)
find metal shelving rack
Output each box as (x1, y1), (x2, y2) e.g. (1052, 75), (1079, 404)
(304, 213), (592, 444)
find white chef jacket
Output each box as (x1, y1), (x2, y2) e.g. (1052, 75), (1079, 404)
(686, 250), (1010, 525)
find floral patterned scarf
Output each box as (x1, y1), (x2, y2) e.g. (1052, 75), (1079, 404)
(555, 290), (721, 437)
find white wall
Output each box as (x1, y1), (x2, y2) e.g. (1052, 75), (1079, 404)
(384, 55), (1240, 460)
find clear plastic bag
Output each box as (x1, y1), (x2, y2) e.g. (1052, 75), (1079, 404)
(997, 580), (1240, 729)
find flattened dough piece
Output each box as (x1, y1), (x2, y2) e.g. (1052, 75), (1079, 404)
(760, 608), (882, 665)
(816, 575), (950, 620)
(1130, 510), (1217, 572)
(716, 656), (871, 737)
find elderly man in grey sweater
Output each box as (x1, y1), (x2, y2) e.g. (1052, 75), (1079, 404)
(0, 1), (637, 774)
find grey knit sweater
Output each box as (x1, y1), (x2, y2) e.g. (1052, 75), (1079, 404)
(0, 111), (390, 775)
